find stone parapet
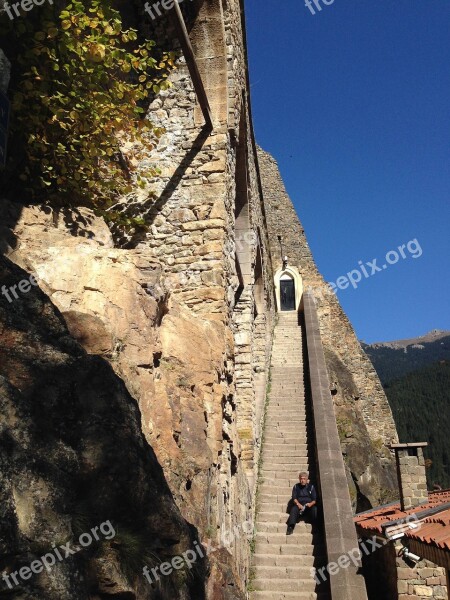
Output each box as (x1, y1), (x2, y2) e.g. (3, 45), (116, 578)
(303, 291), (368, 600)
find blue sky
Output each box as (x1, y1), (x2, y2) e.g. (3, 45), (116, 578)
(245, 0), (450, 343)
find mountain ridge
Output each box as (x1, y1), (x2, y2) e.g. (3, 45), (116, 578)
(362, 329), (450, 350)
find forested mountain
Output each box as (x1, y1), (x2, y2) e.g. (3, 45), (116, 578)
(362, 331), (450, 383)
(383, 361), (450, 488)
(363, 332), (450, 489)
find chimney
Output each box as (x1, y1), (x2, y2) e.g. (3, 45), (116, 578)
(389, 443), (429, 511)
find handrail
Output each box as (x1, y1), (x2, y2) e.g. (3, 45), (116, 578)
(302, 291), (368, 600)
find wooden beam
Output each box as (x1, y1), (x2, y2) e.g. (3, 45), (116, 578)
(169, 3), (213, 130)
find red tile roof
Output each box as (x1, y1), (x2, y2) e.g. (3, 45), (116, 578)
(354, 489), (450, 551)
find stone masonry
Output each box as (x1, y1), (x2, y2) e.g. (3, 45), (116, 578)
(390, 443), (429, 510)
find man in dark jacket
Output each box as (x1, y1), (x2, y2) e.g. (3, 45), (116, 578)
(286, 472), (317, 535)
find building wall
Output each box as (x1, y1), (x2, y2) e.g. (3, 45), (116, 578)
(362, 538), (448, 600)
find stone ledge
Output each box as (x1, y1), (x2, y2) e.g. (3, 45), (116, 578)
(303, 291), (368, 600)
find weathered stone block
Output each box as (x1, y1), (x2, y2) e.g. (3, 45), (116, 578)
(413, 585), (433, 596)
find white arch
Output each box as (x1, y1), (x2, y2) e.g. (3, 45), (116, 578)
(274, 266), (303, 312)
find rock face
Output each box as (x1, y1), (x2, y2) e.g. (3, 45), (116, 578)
(0, 199), (249, 598)
(257, 148), (399, 509)
(0, 254), (207, 600)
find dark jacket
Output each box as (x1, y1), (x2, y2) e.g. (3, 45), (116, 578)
(292, 483), (317, 505)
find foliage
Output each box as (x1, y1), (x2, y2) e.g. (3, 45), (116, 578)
(384, 361), (450, 488)
(112, 526), (160, 579)
(0, 0), (175, 220)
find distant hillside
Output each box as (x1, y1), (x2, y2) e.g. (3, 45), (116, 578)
(383, 361), (450, 488)
(362, 331), (450, 384)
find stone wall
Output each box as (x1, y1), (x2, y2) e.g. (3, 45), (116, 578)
(362, 537), (448, 600)
(257, 147), (399, 509)
(394, 543), (448, 600)
(394, 446), (429, 510)
(132, 0), (277, 521)
(0, 1), (276, 595)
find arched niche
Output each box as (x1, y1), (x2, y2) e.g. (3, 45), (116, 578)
(274, 266), (303, 312)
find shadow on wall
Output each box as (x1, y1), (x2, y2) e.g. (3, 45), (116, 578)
(0, 254), (208, 599)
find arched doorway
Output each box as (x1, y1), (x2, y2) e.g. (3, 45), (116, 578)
(280, 273), (295, 311)
(274, 266), (303, 312)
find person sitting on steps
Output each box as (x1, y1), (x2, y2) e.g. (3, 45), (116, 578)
(286, 471), (317, 535)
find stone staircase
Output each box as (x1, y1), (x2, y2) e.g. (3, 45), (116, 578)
(250, 311), (331, 600)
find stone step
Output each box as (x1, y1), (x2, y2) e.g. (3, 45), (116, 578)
(258, 484), (306, 495)
(260, 470), (309, 481)
(253, 543), (326, 559)
(263, 442), (311, 449)
(253, 564), (317, 581)
(269, 391), (305, 395)
(265, 414), (309, 421)
(256, 511), (315, 523)
(261, 465), (309, 475)
(264, 430), (309, 438)
(252, 554), (319, 567)
(264, 422), (309, 429)
(261, 462), (313, 472)
(255, 522), (319, 534)
(263, 442), (308, 450)
(263, 436), (310, 444)
(264, 429), (311, 436)
(270, 372), (303, 377)
(258, 485), (295, 496)
(265, 417), (308, 423)
(257, 502), (318, 515)
(261, 462), (308, 470)
(252, 577), (316, 592)
(269, 375), (304, 380)
(263, 435), (311, 444)
(250, 591), (329, 600)
(267, 396), (305, 401)
(262, 450), (309, 458)
(266, 400), (307, 405)
(265, 408), (308, 413)
(255, 535), (326, 553)
(266, 408), (308, 413)
(266, 423), (309, 431)
(265, 426), (311, 439)
(259, 477), (312, 489)
(268, 389), (305, 393)
(264, 413), (309, 420)
(262, 443), (310, 452)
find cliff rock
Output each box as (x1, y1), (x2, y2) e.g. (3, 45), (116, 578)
(0, 253), (207, 599)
